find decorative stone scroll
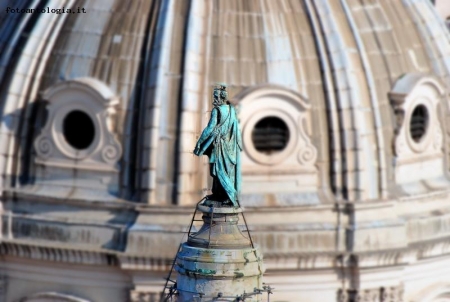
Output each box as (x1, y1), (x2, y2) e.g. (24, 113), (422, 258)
(233, 85), (318, 199)
(34, 77), (122, 172)
(388, 73), (447, 185)
(389, 73), (445, 157)
(236, 85), (317, 168)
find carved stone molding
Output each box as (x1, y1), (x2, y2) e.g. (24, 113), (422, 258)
(129, 291), (160, 302)
(236, 85), (317, 168)
(119, 256), (172, 271)
(233, 85), (319, 200)
(34, 77), (122, 172)
(389, 73), (445, 158)
(0, 241), (116, 266)
(338, 285), (403, 302)
(414, 237), (450, 260)
(389, 73), (447, 185)
(17, 292), (91, 302)
(356, 250), (413, 268)
(414, 283), (450, 302)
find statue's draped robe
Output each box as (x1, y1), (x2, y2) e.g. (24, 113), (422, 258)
(194, 104), (242, 206)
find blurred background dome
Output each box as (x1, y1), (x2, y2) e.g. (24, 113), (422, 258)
(0, 0), (450, 301)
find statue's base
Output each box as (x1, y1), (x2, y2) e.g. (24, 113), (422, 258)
(200, 195), (238, 208)
(174, 198), (264, 301)
(188, 199), (248, 248)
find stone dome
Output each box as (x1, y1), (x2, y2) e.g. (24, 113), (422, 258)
(0, 0), (448, 205)
(1, 0), (450, 301)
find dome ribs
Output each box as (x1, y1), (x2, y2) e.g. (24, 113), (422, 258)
(306, 0), (343, 201)
(0, 0), (73, 190)
(174, 0), (211, 205)
(403, 0), (450, 86)
(260, 0), (299, 90)
(138, 0), (191, 204)
(313, 0), (381, 201)
(341, 0), (391, 200)
(124, 0), (160, 200)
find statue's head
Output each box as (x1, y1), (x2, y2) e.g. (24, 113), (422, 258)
(213, 83), (228, 107)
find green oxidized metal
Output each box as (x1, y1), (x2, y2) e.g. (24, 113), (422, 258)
(193, 83), (242, 206)
(171, 84), (265, 301)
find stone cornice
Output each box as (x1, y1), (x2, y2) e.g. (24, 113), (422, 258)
(2, 189), (138, 211)
(397, 190), (449, 203)
(0, 240), (176, 271)
(411, 236), (450, 260)
(2, 236), (450, 272)
(118, 256), (172, 271)
(263, 235), (450, 269)
(0, 240), (118, 266)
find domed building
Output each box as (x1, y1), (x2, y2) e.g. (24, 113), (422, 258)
(0, 0), (449, 301)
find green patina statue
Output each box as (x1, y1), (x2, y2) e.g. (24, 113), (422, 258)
(193, 83), (242, 207)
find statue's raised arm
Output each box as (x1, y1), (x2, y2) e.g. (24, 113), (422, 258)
(194, 83), (242, 207)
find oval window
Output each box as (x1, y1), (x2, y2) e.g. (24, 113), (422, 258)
(63, 110), (95, 150)
(409, 104), (428, 143)
(251, 117), (290, 154)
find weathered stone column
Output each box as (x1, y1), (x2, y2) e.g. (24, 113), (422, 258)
(175, 200), (264, 301)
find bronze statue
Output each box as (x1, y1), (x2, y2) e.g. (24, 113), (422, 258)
(193, 84), (242, 206)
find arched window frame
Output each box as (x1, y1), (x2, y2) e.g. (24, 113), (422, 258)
(389, 73), (447, 185)
(34, 77), (122, 172)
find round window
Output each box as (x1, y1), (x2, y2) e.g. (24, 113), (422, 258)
(63, 110), (95, 150)
(409, 104), (428, 143)
(252, 117), (290, 154)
